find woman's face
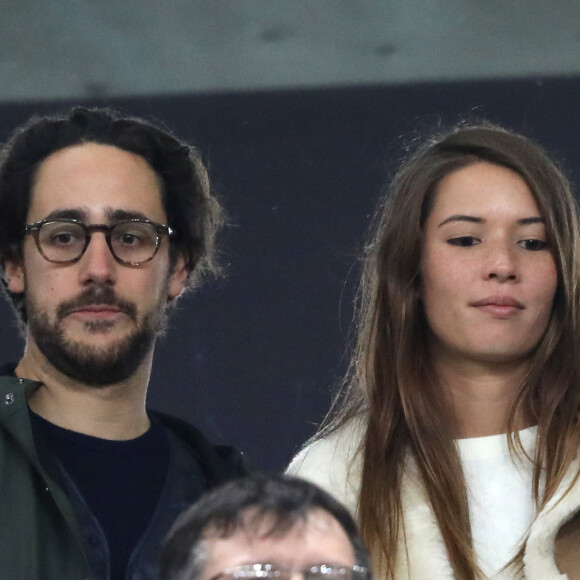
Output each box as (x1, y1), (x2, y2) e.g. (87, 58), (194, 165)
(420, 161), (557, 368)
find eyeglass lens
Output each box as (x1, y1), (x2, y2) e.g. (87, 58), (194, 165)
(38, 221), (160, 264)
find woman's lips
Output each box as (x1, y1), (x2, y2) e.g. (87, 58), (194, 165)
(470, 296), (524, 317)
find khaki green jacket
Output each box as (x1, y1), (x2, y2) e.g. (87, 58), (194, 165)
(0, 375), (248, 580)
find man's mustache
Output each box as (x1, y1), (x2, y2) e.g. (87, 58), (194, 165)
(56, 286), (137, 322)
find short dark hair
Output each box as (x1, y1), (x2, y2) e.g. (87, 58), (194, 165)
(159, 475), (372, 580)
(0, 106), (222, 321)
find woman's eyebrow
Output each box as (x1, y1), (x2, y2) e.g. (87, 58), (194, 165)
(438, 215), (482, 227)
(437, 215), (545, 227)
(518, 216), (545, 225)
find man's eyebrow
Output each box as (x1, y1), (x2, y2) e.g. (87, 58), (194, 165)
(107, 209), (151, 222)
(437, 215), (545, 227)
(38, 208), (153, 223)
(42, 208), (88, 222)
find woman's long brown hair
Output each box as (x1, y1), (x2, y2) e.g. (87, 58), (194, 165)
(320, 123), (580, 578)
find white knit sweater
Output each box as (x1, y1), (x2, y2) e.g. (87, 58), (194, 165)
(287, 418), (579, 579)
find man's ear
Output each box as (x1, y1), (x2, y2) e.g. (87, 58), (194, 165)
(167, 254), (188, 300)
(3, 257), (25, 294)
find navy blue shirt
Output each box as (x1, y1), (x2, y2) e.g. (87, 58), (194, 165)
(30, 411), (169, 580)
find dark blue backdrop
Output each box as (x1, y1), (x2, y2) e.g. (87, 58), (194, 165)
(1, 76), (579, 471)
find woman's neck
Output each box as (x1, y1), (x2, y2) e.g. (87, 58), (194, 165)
(433, 355), (532, 438)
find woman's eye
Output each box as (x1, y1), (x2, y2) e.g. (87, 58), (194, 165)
(447, 236), (480, 247)
(518, 239), (548, 251)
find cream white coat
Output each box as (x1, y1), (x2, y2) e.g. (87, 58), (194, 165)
(287, 418), (580, 579)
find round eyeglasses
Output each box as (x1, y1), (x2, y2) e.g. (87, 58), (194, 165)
(24, 218), (174, 266)
(209, 564), (371, 580)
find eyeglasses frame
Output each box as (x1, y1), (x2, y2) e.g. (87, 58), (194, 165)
(24, 217), (174, 267)
(209, 564), (371, 580)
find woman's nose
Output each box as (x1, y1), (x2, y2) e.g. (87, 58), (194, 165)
(483, 244), (519, 282)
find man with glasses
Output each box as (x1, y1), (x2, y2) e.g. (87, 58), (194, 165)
(0, 107), (249, 579)
(159, 475), (372, 580)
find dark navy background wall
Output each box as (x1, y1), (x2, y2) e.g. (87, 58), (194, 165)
(1, 77), (579, 471)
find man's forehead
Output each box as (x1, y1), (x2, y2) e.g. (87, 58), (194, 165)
(27, 143), (166, 223)
(200, 508), (355, 576)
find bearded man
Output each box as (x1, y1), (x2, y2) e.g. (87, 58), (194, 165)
(0, 107), (249, 580)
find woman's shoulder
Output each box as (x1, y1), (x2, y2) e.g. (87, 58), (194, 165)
(285, 415), (367, 514)
(287, 416), (365, 470)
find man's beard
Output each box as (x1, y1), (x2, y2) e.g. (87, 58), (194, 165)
(26, 285), (168, 386)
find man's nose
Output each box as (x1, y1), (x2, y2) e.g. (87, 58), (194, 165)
(77, 232), (118, 284)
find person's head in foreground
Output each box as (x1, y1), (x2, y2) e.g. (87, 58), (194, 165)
(159, 475), (372, 580)
(303, 122), (580, 577)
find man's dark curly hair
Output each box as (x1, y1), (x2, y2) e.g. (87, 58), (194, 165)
(0, 106), (222, 321)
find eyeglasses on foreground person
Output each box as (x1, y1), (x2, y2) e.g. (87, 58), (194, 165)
(208, 563), (370, 580)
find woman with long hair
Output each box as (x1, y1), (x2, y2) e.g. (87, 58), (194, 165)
(288, 123), (580, 579)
